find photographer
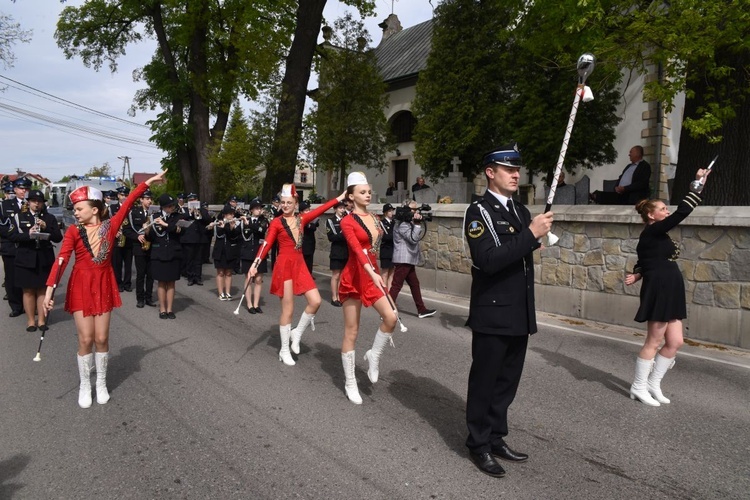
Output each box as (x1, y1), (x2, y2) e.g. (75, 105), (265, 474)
(389, 200), (436, 319)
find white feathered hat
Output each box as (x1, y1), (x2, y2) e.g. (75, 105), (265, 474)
(279, 183), (297, 198)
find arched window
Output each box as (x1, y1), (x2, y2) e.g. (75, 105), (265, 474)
(390, 111), (417, 143)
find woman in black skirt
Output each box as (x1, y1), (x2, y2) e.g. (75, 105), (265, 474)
(8, 190), (63, 331)
(625, 167), (708, 406)
(212, 206), (240, 301)
(147, 194), (183, 319)
(239, 200), (269, 313)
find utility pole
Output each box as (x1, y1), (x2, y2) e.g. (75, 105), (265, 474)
(118, 156), (131, 185)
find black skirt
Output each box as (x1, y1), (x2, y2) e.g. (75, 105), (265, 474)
(330, 258), (347, 271)
(634, 261), (687, 322)
(379, 258), (393, 270)
(15, 261), (51, 289)
(241, 258), (267, 274)
(214, 256), (239, 270)
(152, 259), (181, 282)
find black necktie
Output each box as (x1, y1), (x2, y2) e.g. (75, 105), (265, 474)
(507, 199), (520, 224)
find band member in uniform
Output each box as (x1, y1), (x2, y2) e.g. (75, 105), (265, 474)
(43, 171), (166, 408)
(327, 201), (348, 306)
(110, 187), (133, 293)
(379, 203), (395, 293)
(247, 184), (346, 366)
(239, 199), (269, 313)
(176, 193), (190, 277)
(463, 146), (553, 478)
(147, 193), (184, 319)
(624, 168), (708, 407)
(182, 193), (210, 286)
(268, 195), (282, 270)
(122, 189), (156, 308)
(8, 190), (63, 331)
(300, 201), (319, 275)
(210, 206), (240, 300)
(0, 177), (32, 317)
(338, 172), (398, 404)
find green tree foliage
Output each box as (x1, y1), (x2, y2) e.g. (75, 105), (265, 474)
(85, 162), (113, 178)
(307, 13), (393, 192)
(210, 105), (265, 204)
(0, 12), (32, 69)
(55, 0), (295, 202)
(413, 0), (621, 182)
(262, 0), (375, 200)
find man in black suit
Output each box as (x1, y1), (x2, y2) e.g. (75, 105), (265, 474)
(463, 145), (553, 478)
(0, 177), (32, 317)
(614, 145), (651, 204)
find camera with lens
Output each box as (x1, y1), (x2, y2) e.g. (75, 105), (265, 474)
(394, 203), (432, 223)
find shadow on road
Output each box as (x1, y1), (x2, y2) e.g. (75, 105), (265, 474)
(0, 453), (30, 499)
(312, 343), (373, 398)
(235, 327), (276, 363)
(108, 338), (189, 391)
(438, 311), (469, 331)
(387, 369), (466, 456)
(171, 296), (196, 313)
(530, 347), (630, 396)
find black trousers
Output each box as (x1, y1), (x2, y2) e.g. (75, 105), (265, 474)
(2, 255), (23, 313)
(134, 254), (154, 302)
(113, 244), (133, 288)
(465, 332), (529, 454)
(184, 243), (203, 283)
(303, 253), (314, 274)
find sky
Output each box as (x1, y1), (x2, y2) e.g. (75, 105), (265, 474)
(0, 0), (434, 183)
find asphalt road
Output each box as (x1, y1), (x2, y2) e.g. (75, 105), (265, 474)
(1, 265), (749, 499)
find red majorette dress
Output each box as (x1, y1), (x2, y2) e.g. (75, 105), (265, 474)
(256, 198), (339, 297)
(46, 183), (148, 316)
(339, 212), (384, 307)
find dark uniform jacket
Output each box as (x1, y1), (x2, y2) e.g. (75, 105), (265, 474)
(327, 215), (348, 261)
(464, 191), (541, 336)
(379, 217), (395, 261)
(180, 207), (211, 245)
(240, 216), (269, 260)
(8, 209), (63, 268)
(302, 219), (319, 257)
(212, 219), (241, 261)
(146, 211), (183, 261)
(123, 204), (152, 256)
(0, 198), (26, 256)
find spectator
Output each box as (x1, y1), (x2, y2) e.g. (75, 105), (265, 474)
(411, 176), (429, 194)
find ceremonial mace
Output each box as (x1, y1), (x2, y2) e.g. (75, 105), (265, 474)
(363, 249), (408, 333)
(545, 53), (596, 246)
(34, 257), (64, 362)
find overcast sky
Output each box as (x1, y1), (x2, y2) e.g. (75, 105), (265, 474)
(0, 0), (433, 183)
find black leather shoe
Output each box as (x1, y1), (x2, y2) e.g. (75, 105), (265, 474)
(145, 300), (157, 307)
(159, 312), (168, 319)
(331, 300), (342, 307)
(247, 307), (256, 314)
(187, 281), (194, 286)
(39, 324), (49, 332)
(136, 301), (145, 308)
(9, 310), (24, 318)
(118, 285), (124, 292)
(469, 452), (506, 478)
(254, 306), (263, 314)
(124, 287), (132, 292)
(167, 312), (176, 319)
(491, 443), (529, 463)
(26, 325), (38, 332)
(196, 280), (204, 286)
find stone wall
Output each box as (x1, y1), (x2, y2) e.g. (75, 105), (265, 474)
(313, 203), (750, 349)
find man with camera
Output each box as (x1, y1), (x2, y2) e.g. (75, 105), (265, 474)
(388, 200), (436, 319)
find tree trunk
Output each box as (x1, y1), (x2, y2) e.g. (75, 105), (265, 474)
(262, 0), (327, 201)
(672, 51), (750, 206)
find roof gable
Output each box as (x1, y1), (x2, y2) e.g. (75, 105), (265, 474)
(373, 20), (432, 84)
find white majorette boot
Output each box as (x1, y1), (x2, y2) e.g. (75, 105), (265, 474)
(630, 357), (660, 406)
(648, 354), (676, 404)
(341, 351), (362, 404)
(95, 351), (110, 404)
(364, 329), (392, 384)
(77, 353), (94, 409)
(278, 324), (296, 366)
(290, 311), (316, 355)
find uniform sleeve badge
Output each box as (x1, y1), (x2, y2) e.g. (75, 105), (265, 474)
(467, 220), (485, 238)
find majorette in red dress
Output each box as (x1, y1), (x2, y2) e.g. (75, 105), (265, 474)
(339, 212), (384, 307)
(256, 198), (339, 297)
(46, 183), (148, 316)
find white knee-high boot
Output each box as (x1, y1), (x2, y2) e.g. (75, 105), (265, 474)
(647, 354), (675, 404)
(95, 351), (110, 404)
(278, 324), (295, 366)
(77, 353), (94, 409)
(364, 329), (392, 384)
(341, 351), (362, 404)
(291, 311), (316, 354)
(630, 357), (660, 406)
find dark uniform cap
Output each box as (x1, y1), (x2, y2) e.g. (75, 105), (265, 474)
(13, 178), (32, 188)
(220, 205), (235, 215)
(383, 203), (394, 213)
(482, 144), (523, 168)
(141, 189), (153, 198)
(186, 193), (198, 200)
(249, 198), (263, 209)
(271, 195), (280, 203)
(299, 201), (310, 211)
(334, 201), (345, 209)
(177, 192), (186, 200)
(2, 183), (13, 193)
(27, 189), (46, 202)
(227, 195), (238, 203)
(105, 190), (118, 199)
(116, 186), (130, 195)
(158, 193), (177, 208)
